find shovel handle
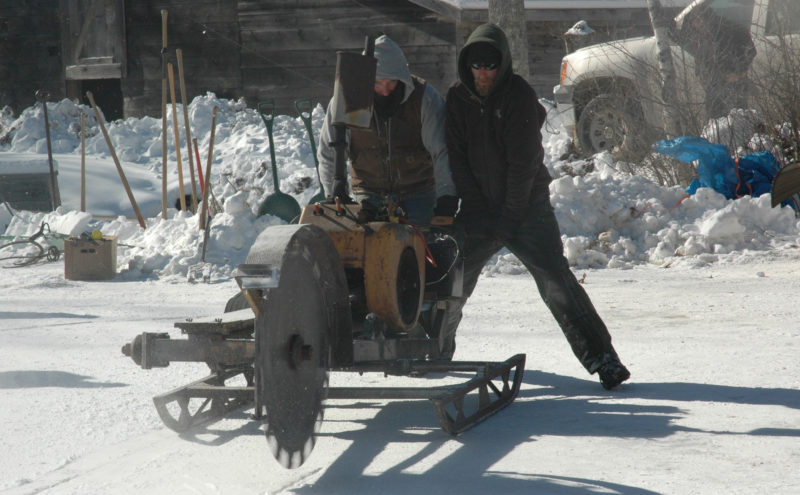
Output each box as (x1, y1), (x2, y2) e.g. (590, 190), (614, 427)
(161, 10), (168, 50)
(294, 98), (313, 121)
(294, 98), (319, 168)
(258, 100), (275, 133)
(257, 100), (280, 189)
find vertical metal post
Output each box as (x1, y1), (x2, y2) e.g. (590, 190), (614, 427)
(35, 90), (59, 211)
(80, 112), (86, 212)
(161, 10), (169, 219)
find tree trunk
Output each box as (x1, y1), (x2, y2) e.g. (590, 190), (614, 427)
(648, 0), (681, 138)
(488, 0), (529, 82)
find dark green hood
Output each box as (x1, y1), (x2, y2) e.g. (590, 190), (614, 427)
(457, 23), (513, 98)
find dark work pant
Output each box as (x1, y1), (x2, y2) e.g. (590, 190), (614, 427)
(447, 197), (620, 373)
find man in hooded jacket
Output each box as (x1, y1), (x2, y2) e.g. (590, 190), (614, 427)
(445, 23), (630, 389)
(317, 35), (456, 226)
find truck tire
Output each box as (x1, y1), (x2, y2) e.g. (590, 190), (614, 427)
(576, 94), (649, 161)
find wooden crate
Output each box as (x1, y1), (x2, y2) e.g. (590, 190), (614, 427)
(64, 236), (117, 281)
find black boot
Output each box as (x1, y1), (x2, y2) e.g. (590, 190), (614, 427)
(597, 357), (630, 390)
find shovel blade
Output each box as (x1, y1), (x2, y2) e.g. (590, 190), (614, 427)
(258, 192), (301, 223)
(309, 190), (326, 205)
(771, 164), (800, 207)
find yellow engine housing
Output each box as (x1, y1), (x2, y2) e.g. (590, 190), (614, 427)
(299, 203), (425, 330)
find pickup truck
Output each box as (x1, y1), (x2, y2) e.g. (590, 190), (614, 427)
(553, 0), (800, 160)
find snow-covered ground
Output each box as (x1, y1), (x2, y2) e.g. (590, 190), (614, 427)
(1, 93), (799, 494)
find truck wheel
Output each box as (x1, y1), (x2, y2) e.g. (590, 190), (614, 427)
(576, 94), (649, 161)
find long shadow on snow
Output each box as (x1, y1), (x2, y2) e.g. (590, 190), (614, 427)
(616, 378), (800, 410)
(0, 310), (98, 320)
(526, 369), (800, 408)
(292, 368), (799, 494)
(177, 408), (264, 446)
(0, 370), (125, 389)
(523, 370), (800, 435)
(164, 365), (798, 492)
(290, 371), (667, 495)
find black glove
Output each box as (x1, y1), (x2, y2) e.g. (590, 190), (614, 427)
(433, 195), (459, 217)
(356, 199), (378, 223)
(330, 178), (354, 204)
(493, 214), (518, 242)
(453, 201), (488, 235)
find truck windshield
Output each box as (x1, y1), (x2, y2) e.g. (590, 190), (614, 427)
(764, 0), (800, 36)
(677, 0), (754, 29)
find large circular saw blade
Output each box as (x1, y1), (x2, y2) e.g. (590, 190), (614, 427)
(257, 236), (334, 469)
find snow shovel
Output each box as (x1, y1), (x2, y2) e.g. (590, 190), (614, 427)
(294, 98), (326, 204)
(256, 100), (301, 223)
(35, 90), (59, 211)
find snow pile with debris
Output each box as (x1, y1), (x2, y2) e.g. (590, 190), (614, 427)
(2, 93), (799, 281)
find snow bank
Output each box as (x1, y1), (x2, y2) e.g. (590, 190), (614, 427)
(2, 94), (799, 281)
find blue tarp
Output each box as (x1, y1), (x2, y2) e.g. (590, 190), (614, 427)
(655, 136), (780, 200)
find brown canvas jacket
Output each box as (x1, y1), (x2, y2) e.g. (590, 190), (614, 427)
(349, 76), (434, 197)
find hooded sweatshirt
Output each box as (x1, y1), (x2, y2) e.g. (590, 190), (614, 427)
(446, 23), (551, 221)
(317, 35), (454, 199)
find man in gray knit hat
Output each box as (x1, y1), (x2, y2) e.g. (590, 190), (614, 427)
(317, 35), (456, 226)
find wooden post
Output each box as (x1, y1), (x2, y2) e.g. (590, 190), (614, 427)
(168, 63), (187, 211)
(86, 91), (146, 229)
(193, 138), (204, 193)
(80, 112), (86, 212)
(160, 9), (169, 219)
(199, 107), (218, 231)
(488, 0), (530, 82)
(176, 48), (198, 213)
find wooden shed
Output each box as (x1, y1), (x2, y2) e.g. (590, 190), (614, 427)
(0, 0), (687, 120)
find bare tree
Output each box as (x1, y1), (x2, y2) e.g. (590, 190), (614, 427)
(647, 0), (682, 138)
(749, 1), (800, 166)
(488, 0), (530, 82)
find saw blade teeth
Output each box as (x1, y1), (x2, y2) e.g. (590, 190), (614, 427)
(302, 436), (315, 461)
(266, 430), (282, 460)
(278, 446), (292, 469)
(292, 448), (304, 469)
(314, 409), (324, 433)
(322, 374), (330, 401)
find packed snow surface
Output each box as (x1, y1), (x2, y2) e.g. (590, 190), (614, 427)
(1, 93), (799, 494)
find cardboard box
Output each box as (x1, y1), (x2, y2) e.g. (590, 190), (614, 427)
(64, 236), (117, 281)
